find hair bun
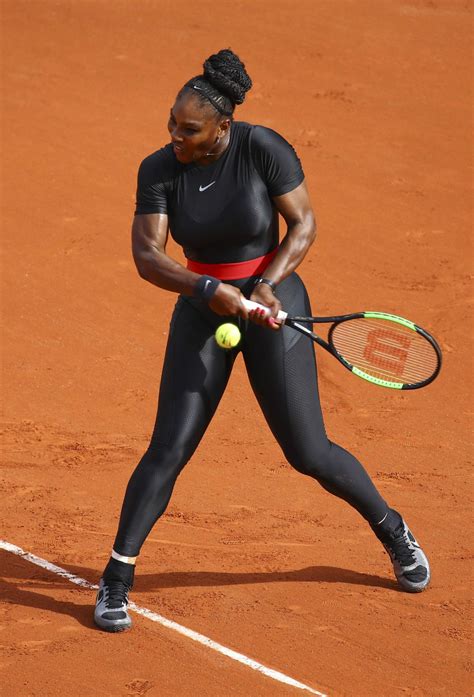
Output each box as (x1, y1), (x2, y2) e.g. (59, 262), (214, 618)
(203, 49), (252, 105)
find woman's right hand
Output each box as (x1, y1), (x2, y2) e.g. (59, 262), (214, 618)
(208, 283), (249, 318)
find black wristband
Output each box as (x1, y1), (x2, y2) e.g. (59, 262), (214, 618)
(254, 277), (277, 292)
(193, 275), (221, 301)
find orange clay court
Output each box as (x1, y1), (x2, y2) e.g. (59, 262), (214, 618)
(1, 1), (472, 695)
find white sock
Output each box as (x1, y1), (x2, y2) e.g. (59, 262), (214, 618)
(111, 549), (137, 565)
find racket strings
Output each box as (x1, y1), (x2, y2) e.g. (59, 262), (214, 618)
(331, 318), (438, 384)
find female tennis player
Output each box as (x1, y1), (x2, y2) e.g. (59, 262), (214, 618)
(94, 49), (430, 632)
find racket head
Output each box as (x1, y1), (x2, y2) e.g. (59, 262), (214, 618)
(327, 312), (442, 390)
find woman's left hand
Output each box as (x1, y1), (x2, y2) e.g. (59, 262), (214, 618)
(249, 283), (282, 330)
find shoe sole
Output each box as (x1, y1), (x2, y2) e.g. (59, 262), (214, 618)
(396, 563), (431, 593)
(397, 576), (430, 593)
(94, 617), (132, 633)
(99, 623), (131, 633)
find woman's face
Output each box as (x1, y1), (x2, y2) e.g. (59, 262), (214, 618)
(168, 93), (229, 164)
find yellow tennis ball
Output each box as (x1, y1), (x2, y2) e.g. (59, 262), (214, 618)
(215, 323), (241, 349)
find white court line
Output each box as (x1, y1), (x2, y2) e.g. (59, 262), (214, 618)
(1, 540), (327, 697)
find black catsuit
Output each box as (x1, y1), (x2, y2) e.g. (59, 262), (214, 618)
(113, 122), (389, 556)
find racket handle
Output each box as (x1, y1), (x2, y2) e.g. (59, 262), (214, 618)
(242, 298), (288, 322)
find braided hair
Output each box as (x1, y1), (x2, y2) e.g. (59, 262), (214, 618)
(179, 49), (252, 119)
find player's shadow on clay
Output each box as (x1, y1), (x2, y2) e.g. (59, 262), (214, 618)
(1, 549), (400, 629)
(134, 566), (398, 592)
(1, 550), (96, 629)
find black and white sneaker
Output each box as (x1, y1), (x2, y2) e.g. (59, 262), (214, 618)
(94, 578), (132, 632)
(379, 518), (430, 592)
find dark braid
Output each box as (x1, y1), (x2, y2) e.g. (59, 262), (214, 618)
(179, 49), (252, 119)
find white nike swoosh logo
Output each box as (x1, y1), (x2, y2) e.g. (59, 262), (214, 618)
(199, 181), (216, 192)
(204, 280), (211, 291)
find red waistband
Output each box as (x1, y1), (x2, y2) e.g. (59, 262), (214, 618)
(186, 248), (278, 281)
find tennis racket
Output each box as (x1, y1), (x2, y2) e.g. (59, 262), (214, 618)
(242, 299), (442, 390)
